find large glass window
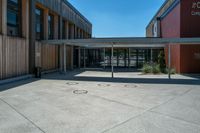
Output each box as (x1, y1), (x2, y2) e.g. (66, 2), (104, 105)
(62, 20), (66, 39)
(48, 14), (54, 39)
(35, 8), (43, 40)
(7, 0), (21, 36)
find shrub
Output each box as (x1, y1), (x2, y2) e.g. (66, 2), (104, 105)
(142, 63), (152, 74)
(152, 64), (161, 74)
(158, 51), (166, 73)
(142, 63), (161, 74)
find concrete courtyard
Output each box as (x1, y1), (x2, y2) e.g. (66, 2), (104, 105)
(0, 69), (200, 133)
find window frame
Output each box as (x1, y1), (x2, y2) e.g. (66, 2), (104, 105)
(7, 0), (22, 37)
(48, 13), (54, 40)
(35, 7), (44, 40)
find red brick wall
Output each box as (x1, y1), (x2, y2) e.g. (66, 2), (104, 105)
(181, 0), (200, 37)
(161, 3), (181, 72)
(180, 45), (200, 73)
(161, 1), (200, 73)
(179, 0), (200, 73)
(161, 4), (181, 38)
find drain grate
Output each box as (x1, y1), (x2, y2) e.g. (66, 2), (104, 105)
(97, 83), (111, 87)
(124, 84), (139, 88)
(73, 90), (88, 94)
(66, 82), (79, 85)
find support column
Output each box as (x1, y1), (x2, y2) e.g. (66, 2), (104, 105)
(43, 8), (49, 40)
(0, 0), (2, 34)
(63, 44), (66, 73)
(117, 49), (119, 67)
(22, 0), (29, 38)
(74, 25), (77, 39)
(53, 15), (59, 39)
(103, 48), (106, 69)
(59, 45), (63, 72)
(78, 47), (81, 68)
(136, 49), (139, 68)
(29, 0), (36, 73)
(70, 46), (74, 69)
(65, 21), (69, 39)
(1, 0), (7, 35)
(84, 48), (86, 68)
(111, 45), (114, 78)
(168, 44), (171, 79)
(128, 48), (131, 68)
(151, 49), (153, 63)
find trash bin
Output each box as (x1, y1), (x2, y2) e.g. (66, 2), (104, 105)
(35, 67), (42, 78)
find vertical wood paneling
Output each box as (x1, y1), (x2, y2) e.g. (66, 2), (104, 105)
(0, 0), (2, 34)
(39, 44), (58, 71)
(0, 35), (29, 80)
(0, 35), (2, 79)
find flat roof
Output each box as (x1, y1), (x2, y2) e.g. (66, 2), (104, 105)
(41, 37), (200, 48)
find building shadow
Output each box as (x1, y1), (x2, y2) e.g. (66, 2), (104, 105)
(42, 70), (200, 86)
(0, 78), (39, 92)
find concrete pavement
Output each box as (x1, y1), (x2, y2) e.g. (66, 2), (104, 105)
(0, 70), (200, 133)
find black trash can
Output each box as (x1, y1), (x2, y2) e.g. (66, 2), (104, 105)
(35, 67), (42, 78)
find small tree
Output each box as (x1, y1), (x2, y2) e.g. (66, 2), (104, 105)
(158, 51), (166, 73)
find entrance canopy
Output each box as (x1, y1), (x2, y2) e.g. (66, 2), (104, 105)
(41, 37), (200, 79)
(41, 37), (200, 48)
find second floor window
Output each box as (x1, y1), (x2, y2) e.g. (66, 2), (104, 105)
(48, 14), (54, 39)
(35, 8), (43, 40)
(62, 20), (66, 39)
(7, 0), (21, 36)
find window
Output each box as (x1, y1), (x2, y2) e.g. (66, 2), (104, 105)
(7, 0), (21, 36)
(48, 14), (54, 39)
(35, 8), (43, 40)
(62, 20), (66, 39)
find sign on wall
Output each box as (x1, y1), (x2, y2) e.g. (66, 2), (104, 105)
(152, 19), (161, 37)
(191, 1), (200, 16)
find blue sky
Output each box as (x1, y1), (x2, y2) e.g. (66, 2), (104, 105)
(68, 0), (165, 37)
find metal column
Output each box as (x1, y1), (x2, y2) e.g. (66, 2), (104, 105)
(71, 46), (74, 70)
(168, 44), (171, 79)
(59, 45), (63, 73)
(84, 48), (86, 68)
(111, 45), (114, 78)
(63, 44), (66, 73)
(151, 49), (153, 63)
(128, 48), (131, 68)
(103, 48), (106, 69)
(78, 47), (81, 68)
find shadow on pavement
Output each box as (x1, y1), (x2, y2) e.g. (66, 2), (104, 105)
(43, 74), (200, 86)
(0, 78), (39, 92)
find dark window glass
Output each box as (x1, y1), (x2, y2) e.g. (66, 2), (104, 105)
(48, 14), (54, 39)
(7, 0), (21, 36)
(35, 8), (43, 40)
(62, 20), (66, 39)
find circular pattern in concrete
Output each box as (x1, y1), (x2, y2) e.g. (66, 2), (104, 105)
(124, 84), (139, 88)
(73, 90), (88, 94)
(97, 83), (111, 87)
(66, 82), (79, 85)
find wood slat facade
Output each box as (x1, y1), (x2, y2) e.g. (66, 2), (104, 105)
(37, 0), (92, 34)
(35, 41), (59, 71)
(0, 36), (29, 80)
(0, 0), (92, 80)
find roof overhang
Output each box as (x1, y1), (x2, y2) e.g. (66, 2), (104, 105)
(41, 37), (200, 48)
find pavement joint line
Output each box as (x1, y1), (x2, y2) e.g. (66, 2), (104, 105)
(88, 93), (146, 110)
(101, 88), (194, 133)
(0, 98), (46, 133)
(148, 88), (193, 112)
(149, 110), (200, 127)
